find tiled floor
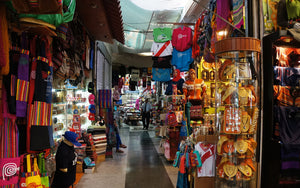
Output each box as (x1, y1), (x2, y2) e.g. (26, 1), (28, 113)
(76, 124), (177, 188)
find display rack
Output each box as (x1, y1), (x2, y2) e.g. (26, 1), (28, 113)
(52, 88), (91, 141)
(214, 38), (261, 188)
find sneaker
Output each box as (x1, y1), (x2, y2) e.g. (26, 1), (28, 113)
(116, 149), (124, 153)
(120, 144), (127, 148)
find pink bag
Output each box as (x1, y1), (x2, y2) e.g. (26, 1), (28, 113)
(0, 157), (20, 186)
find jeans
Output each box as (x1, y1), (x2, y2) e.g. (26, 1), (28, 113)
(142, 112), (150, 129)
(116, 133), (122, 150)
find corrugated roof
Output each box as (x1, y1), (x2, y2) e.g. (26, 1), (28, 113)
(103, 0), (124, 44)
(77, 0), (124, 44)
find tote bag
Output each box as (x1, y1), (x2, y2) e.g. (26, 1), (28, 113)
(25, 155), (43, 188)
(0, 157), (20, 186)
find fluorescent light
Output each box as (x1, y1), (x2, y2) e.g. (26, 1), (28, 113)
(138, 52), (152, 56)
(130, 0), (188, 11)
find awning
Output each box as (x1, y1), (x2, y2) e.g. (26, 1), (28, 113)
(77, 0), (124, 44)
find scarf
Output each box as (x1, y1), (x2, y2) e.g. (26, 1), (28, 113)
(172, 69), (182, 82)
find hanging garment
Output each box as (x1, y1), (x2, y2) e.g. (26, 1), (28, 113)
(152, 55), (172, 68)
(232, 0), (244, 29)
(195, 142), (216, 177)
(182, 78), (206, 100)
(151, 41), (173, 57)
(286, 0), (300, 20)
(192, 17), (203, 59)
(274, 85), (300, 106)
(274, 66), (300, 86)
(153, 27), (172, 43)
(17, 0), (76, 27)
(3, 47), (20, 114)
(172, 26), (193, 52)
(274, 106), (300, 144)
(0, 5), (9, 72)
(16, 34), (30, 117)
(152, 68), (171, 82)
(171, 48), (193, 72)
(165, 79), (185, 95)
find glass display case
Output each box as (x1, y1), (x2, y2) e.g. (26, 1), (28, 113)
(52, 87), (91, 141)
(214, 38), (261, 188)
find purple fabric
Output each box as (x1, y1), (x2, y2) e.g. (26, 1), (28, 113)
(216, 0), (231, 31)
(281, 161), (300, 170)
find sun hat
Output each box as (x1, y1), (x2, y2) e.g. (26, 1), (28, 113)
(88, 113), (95, 121)
(63, 131), (81, 146)
(217, 136), (229, 154)
(88, 94), (95, 105)
(88, 104), (96, 113)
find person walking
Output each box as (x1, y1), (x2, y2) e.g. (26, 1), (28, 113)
(141, 98), (151, 130)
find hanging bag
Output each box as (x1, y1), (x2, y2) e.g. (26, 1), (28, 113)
(0, 157), (20, 186)
(38, 153), (50, 188)
(25, 155), (43, 188)
(19, 154), (27, 188)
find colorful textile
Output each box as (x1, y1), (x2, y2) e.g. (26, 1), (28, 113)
(152, 55), (172, 68)
(16, 38), (30, 117)
(0, 157), (21, 186)
(99, 90), (112, 109)
(192, 17), (202, 59)
(151, 41), (173, 57)
(274, 66), (300, 86)
(286, 0), (300, 20)
(274, 106), (300, 144)
(195, 142), (216, 177)
(152, 68), (171, 82)
(0, 6), (10, 74)
(153, 27), (172, 43)
(172, 26), (193, 52)
(232, 0), (244, 29)
(274, 85), (300, 106)
(171, 48), (193, 72)
(216, 0), (231, 31)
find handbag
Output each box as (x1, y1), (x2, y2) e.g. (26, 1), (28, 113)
(25, 155), (43, 188)
(38, 153), (50, 188)
(0, 157), (20, 186)
(19, 154), (27, 188)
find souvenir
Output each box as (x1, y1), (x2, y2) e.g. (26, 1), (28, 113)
(234, 139), (248, 154)
(245, 158), (256, 172)
(224, 162), (238, 178)
(217, 136), (228, 154)
(224, 107), (241, 134)
(241, 111), (251, 133)
(223, 140), (235, 154)
(238, 162), (252, 177)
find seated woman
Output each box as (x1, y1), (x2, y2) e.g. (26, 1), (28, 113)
(165, 69), (185, 95)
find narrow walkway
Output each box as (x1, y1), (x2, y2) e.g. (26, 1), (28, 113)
(125, 130), (174, 188)
(76, 124), (177, 188)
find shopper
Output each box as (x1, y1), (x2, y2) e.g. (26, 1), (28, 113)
(141, 98), (151, 130)
(114, 102), (121, 128)
(51, 131), (81, 188)
(114, 119), (127, 153)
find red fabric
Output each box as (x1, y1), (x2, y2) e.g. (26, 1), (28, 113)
(172, 69), (182, 82)
(192, 17), (202, 59)
(172, 26), (193, 52)
(153, 41), (171, 57)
